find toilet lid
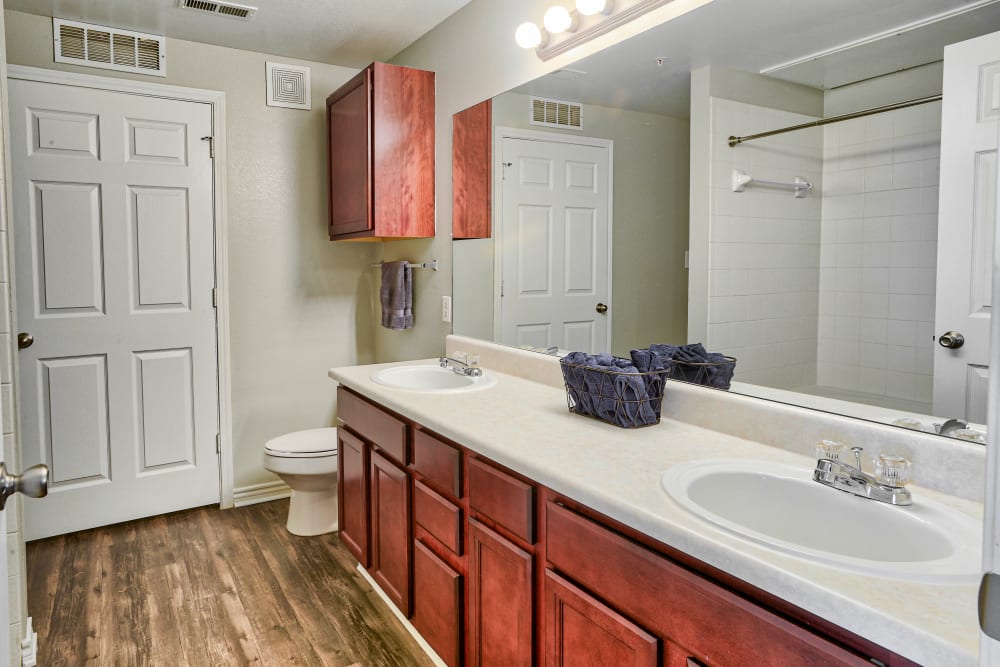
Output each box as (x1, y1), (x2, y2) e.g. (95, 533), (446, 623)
(265, 427), (338, 457)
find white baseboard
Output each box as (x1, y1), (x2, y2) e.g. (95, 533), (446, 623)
(233, 481), (291, 508)
(356, 565), (446, 667)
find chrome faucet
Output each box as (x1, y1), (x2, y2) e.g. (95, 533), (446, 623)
(439, 354), (482, 377)
(813, 446), (912, 506)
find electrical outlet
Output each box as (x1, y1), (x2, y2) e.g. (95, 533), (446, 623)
(442, 295), (452, 323)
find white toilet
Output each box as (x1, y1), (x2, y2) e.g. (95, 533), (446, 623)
(262, 427), (339, 536)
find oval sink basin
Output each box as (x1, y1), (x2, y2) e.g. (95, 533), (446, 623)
(662, 459), (981, 582)
(370, 364), (497, 393)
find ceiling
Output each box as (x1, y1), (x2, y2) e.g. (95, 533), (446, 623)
(513, 0), (1000, 118)
(4, 0), (472, 67)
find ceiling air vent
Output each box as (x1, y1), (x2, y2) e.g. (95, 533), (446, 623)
(266, 62), (311, 110)
(529, 96), (583, 131)
(178, 0), (258, 20)
(53, 18), (166, 77)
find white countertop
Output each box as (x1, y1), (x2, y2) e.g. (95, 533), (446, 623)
(329, 359), (982, 666)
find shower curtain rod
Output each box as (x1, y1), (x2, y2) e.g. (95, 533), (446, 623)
(728, 94), (942, 147)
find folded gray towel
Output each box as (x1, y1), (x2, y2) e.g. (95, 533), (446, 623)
(380, 261), (413, 330)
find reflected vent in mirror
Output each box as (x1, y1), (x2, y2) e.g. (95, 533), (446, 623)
(530, 96), (583, 131)
(53, 18), (166, 77)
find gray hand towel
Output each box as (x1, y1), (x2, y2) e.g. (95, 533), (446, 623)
(380, 261), (414, 330)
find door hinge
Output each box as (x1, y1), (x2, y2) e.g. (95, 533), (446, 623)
(500, 280), (505, 298)
(502, 161), (512, 180)
(212, 287), (218, 308)
(216, 433), (221, 454)
(201, 135), (215, 159)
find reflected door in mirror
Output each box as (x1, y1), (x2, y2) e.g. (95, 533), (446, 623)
(499, 133), (611, 353)
(933, 31), (1000, 423)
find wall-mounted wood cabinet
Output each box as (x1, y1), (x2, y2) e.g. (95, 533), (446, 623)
(452, 99), (492, 239)
(327, 62), (435, 241)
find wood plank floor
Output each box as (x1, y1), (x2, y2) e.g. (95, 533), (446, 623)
(26, 500), (435, 667)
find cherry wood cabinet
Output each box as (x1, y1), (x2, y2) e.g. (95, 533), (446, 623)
(337, 428), (369, 567)
(335, 389), (918, 667)
(326, 61), (435, 241)
(452, 99), (492, 239)
(545, 570), (658, 667)
(468, 518), (534, 667)
(545, 501), (871, 667)
(412, 540), (463, 667)
(369, 450), (412, 616)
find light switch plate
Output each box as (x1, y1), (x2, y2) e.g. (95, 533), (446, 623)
(442, 296), (452, 323)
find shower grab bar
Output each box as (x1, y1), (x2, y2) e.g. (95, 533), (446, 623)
(732, 170), (813, 198)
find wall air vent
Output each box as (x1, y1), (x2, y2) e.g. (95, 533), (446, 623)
(529, 96), (583, 131)
(266, 62), (311, 110)
(178, 0), (258, 20)
(53, 18), (166, 77)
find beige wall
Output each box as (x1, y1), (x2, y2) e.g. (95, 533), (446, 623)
(4, 9), (376, 491)
(386, 0), (713, 362)
(454, 91), (690, 355)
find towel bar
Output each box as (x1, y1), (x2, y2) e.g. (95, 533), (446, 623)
(371, 259), (438, 271)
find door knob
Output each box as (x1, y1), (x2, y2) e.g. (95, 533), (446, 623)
(17, 332), (33, 349)
(0, 462), (48, 510)
(595, 303), (608, 314)
(938, 331), (965, 349)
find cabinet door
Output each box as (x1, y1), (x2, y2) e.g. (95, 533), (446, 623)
(327, 66), (372, 237)
(370, 450), (412, 616)
(468, 518), (533, 666)
(545, 570), (658, 667)
(338, 428), (369, 567)
(412, 540), (462, 667)
(452, 99), (492, 239)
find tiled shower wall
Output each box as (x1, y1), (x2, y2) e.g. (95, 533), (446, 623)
(706, 97), (822, 389)
(817, 102), (942, 409)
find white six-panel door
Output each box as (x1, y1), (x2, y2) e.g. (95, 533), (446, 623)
(498, 131), (612, 354)
(9, 79), (220, 541)
(933, 31), (1000, 424)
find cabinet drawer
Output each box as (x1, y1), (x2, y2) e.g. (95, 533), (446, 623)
(468, 457), (534, 544)
(414, 480), (462, 555)
(545, 502), (869, 667)
(412, 429), (461, 498)
(338, 387), (408, 464)
(412, 541), (462, 667)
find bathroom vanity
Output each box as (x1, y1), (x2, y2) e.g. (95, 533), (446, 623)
(330, 340), (983, 666)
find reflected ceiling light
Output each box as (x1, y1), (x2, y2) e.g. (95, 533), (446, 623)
(576, 0), (613, 16)
(543, 5), (577, 34)
(515, 22), (547, 49)
(518, 0), (705, 61)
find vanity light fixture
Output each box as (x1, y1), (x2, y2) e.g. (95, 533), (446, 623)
(543, 5), (578, 34)
(517, 0), (711, 61)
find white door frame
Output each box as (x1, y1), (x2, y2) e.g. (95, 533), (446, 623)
(5, 65), (235, 509)
(492, 125), (614, 348)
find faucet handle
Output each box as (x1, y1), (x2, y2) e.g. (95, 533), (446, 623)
(874, 453), (912, 487)
(815, 439), (846, 461)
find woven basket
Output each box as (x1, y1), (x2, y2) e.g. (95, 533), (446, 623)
(559, 359), (670, 428)
(667, 356), (737, 390)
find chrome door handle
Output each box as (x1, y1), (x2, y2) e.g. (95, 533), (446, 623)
(595, 303), (608, 314)
(0, 462), (48, 510)
(17, 332), (33, 349)
(938, 331), (965, 349)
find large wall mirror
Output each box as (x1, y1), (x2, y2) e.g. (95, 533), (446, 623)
(452, 0), (1000, 443)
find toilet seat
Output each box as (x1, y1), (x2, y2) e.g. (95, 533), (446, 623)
(264, 427), (338, 458)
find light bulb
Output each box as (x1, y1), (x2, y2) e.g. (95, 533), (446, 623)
(543, 5), (576, 34)
(576, 0), (612, 16)
(515, 22), (543, 49)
